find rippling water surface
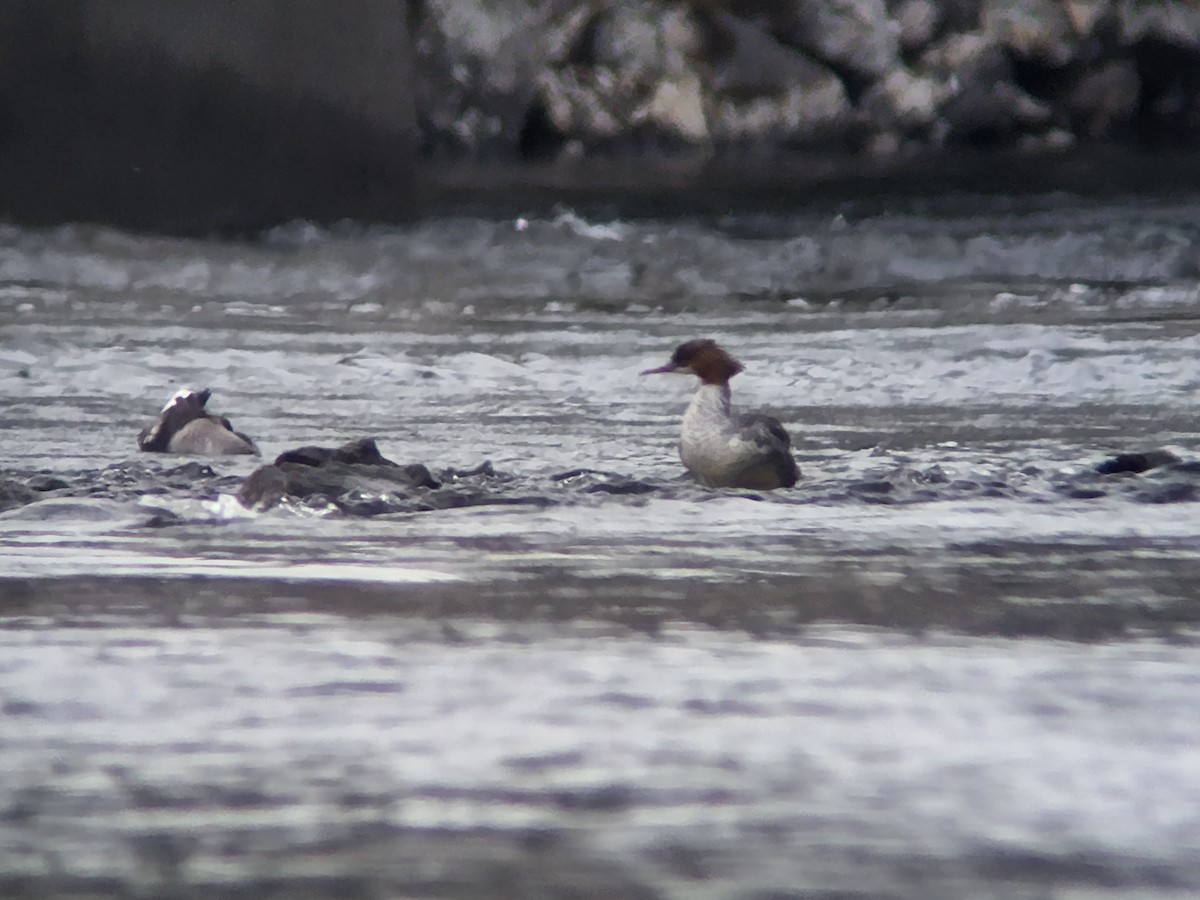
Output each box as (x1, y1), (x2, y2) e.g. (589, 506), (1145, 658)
(4, 193), (1200, 897)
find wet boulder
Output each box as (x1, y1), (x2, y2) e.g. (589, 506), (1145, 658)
(1060, 59), (1140, 138)
(413, 0), (575, 154)
(892, 0), (944, 56)
(535, 1), (712, 146)
(1119, 0), (1200, 53)
(238, 438), (439, 511)
(700, 7), (855, 147)
(859, 67), (943, 140)
(918, 31), (1054, 142)
(1118, 0), (1200, 141)
(0, 478), (37, 512)
(745, 0), (902, 82)
(980, 0), (1078, 68)
(1095, 449), (1182, 475)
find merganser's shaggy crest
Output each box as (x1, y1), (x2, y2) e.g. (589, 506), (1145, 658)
(137, 388), (259, 456)
(641, 339), (800, 490)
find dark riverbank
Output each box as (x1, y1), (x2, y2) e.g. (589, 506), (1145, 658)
(4, 1), (1200, 232)
(416, 145), (1200, 220)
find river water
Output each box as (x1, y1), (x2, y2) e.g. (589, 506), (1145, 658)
(3, 187), (1200, 898)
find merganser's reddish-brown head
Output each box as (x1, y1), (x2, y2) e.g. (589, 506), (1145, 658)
(640, 339), (745, 385)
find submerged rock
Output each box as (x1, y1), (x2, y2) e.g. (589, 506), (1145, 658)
(138, 388), (258, 457)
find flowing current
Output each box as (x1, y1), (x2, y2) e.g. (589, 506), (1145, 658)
(3, 192), (1200, 898)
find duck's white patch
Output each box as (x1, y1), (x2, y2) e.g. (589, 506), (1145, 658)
(161, 387), (199, 413)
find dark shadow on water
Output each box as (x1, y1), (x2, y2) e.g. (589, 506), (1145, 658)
(5, 546), (1200, 642)
(419, 145), (1200, 222)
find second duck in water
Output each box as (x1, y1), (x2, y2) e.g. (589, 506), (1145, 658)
(641, 339), (800, 490)
(138, 388), (259, 456)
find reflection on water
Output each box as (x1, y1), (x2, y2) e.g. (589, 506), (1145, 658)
(3, 197), (1200, 897)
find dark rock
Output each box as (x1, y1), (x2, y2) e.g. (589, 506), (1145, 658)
(237, 465), (290, 510)
(920, 31), (1054, 142)
(239, 438), (444, 511)
(939, 0), (984, 31)
(1134, 482), (1198, 504)
(913, 465), (949, 484)
(414, 0), (573, 154)
(273, 437), (398, 469)
(582, 479), (660, 495)
(0, 479), (37, 512)
(860, 67), (942, 135)
(701, 9), (854, 146)
(892, 0), (944, 55)
(758, 0), (902, 81)
(980, 0), (1077, 67)
(25, 474), (70, 492)
(1123, 6), (1200, 142)
(535, 5), (713, 146)
(163, 461), (218, 480)
(1119, 0), (1200, 53)
(851, 480), (894, 494)
(441, 461), (498, 480)
(1061, 60), (1141, 138)
(1095, 449), (1182, 475)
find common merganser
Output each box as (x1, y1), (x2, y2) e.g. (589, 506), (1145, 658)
(137, 388), (259, 456)
(641, 339), (800, 489)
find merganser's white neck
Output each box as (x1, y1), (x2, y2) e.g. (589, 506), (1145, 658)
(684, 382), (735, 433)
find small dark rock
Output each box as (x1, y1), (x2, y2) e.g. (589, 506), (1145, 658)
(1095, 449), (1182, 475)
(551, 467), (622, 482)
(911, 465), (948, 484)
(1134, 483), (1198, 504)
(441, 460), (497, 479)
(141, 510), (185, 528)
(1062, 60), (1141, 138)
(851, 480), (894, 494)
(237, 465), (290, 510)
(25, 474), (70, 492)
(582, 479), (660, 495)
(894, 0), (943, 55)
(163, 461), (218, 480)
(0, 479), (37, 512)
(273, 436), (395, 468)
(336, 491), (406, 517)
(980, 0), (1076, 67)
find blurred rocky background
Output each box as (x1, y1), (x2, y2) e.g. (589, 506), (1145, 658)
(417, 0), (1200, 157)
(3, 0), (1200, 230)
